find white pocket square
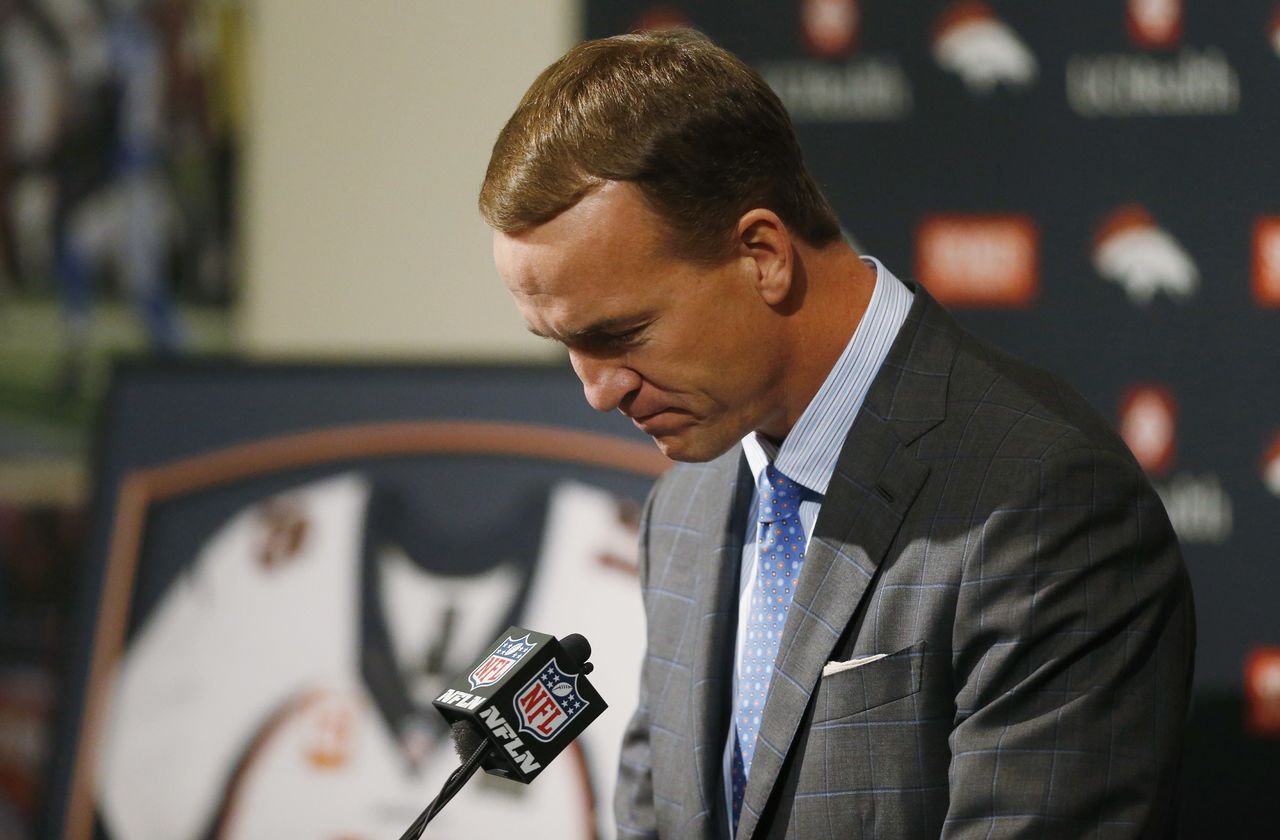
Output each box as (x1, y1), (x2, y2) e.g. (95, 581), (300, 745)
(822, 653), (889, 677)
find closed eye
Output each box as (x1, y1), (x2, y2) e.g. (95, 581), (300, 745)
(528, 317), (654, 354)
(598, 325), (647, 347)
(571, 322), (652, 354)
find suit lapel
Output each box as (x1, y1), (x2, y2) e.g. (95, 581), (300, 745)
(688, 451), (754, 831)
(736, 283), (960, 840)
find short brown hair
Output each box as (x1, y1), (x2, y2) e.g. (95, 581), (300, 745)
(479, 29), (841, 261)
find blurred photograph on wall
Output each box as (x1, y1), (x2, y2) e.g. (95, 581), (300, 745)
(2, 5), (243, 835)
(0, 0), (244, 456)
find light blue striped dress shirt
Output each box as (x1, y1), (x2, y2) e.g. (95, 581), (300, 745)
(721, 256), (914, 825)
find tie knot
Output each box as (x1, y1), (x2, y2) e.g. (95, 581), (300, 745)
(757, 464), (802, 524)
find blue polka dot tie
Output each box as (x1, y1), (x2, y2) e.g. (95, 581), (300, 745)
(731, 464), (807, 833)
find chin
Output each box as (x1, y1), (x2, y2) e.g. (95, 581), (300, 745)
(650, 430), (737, 464)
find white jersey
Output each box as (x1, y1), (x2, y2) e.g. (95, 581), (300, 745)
(97, 472), (646, 840)
(520, 480), (649, 821)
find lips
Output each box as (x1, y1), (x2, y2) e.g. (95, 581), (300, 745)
(630, 408), (689, 436)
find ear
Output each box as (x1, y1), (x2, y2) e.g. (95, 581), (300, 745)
(736, 209), (793, 306)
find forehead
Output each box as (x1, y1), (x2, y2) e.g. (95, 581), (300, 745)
(493, 182), (672, 300)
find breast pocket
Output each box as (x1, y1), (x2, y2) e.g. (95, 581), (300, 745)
(812, 639), (925, 723)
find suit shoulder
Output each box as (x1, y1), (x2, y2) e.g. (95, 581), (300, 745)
(934, 326), (1138, 468)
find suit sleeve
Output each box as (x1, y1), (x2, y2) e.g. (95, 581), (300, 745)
(943, 447), (1195, 839)
(613, 480), (663, 840)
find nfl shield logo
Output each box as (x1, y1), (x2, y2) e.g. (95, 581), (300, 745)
(468, 634), (536, 689)
(514, 659), (589, 742)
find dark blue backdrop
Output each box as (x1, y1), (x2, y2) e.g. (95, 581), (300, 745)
(582, 1), (1279, 832)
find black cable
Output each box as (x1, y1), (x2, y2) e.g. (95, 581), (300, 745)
(397, 737), (489, 840)
(426, 738), (489, 822)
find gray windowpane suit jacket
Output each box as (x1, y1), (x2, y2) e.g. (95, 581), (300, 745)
(614, 279), (1194, 839)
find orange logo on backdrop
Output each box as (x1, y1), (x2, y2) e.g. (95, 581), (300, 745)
(1118, 385), (1177, 477)
(915, 215), (1038, 307)
(1272, 5), (1280, 58)
(1127, 0), (1182, 50)
(1246, 648), (1280, 737)
(1252, 217), (1280, 307)
(1262, 432), (1280, 497)
(634, 5), (691, 31)
(1093, 204), (1156, 249)
(802, 0), (861, 58)
(932, 0), (996, 42)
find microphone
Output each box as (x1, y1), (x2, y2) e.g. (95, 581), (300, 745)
(398, 627), (606, 838)
(559, 632), (594, 675)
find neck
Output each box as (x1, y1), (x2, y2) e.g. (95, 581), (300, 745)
(760, 243), (876, 444)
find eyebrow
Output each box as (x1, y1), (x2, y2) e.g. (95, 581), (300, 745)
(527, 315), (652, 344)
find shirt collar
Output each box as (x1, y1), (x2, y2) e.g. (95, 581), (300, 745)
(741, 256), (913, 495)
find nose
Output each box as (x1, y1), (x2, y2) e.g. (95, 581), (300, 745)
(569, 351), (642, 413)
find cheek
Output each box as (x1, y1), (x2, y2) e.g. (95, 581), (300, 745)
(687, 347), (761, 408)
(639, 305), (760, 397)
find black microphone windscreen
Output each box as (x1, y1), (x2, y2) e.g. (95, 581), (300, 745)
(451, 719), (485, 762)
(559, 633), (592, 674)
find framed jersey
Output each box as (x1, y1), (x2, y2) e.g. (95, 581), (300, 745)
(43, 363), (671, 840)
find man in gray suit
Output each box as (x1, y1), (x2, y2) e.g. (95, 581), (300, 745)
(481, 29), (1194, 840)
